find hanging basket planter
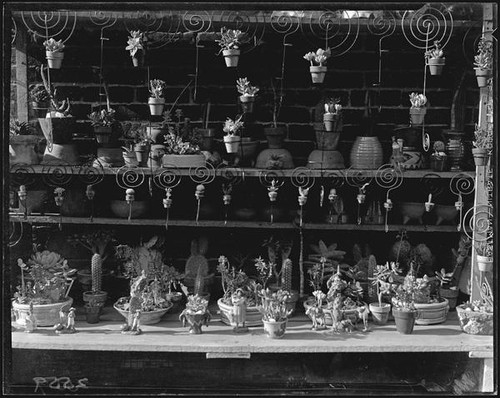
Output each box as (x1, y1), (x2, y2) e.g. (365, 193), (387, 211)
(472, 147), (489, 166)
(409, 107), (426, 125)
(148, 97), (165, 116)
(474, 68), (491, 88)
(309, 66), (327, 84)
(223, 135), (241, 154)
(222, 49), (240, 67)
(427, 57), (445, 75)
(477, 255), (493, 272)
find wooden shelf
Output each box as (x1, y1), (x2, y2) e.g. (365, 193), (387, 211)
(11, 308), (493, 354)
(9, 214), (465, 232)
(9, 165), (472, 179)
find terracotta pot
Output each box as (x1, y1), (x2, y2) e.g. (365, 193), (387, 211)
(46, 50), (64, 69)
(430, 155), (448, 172)
(477, 255), (493, 272)
(475, 68), (491, 88)
(427, 57), (445, 75)
(134, 143), (150, 167)
(349, 136), (383, 169)
(263, 319), (287, 339)
(198, 128), (216, 151)
(369, 302), (391, 325)
(239, 95), (255, 113)
(307, 150), (345, 169)
(148, 98), (165, 116)
(409, 108), (426, 125)
(309, 65), (327, 84)
(392, 307), (417, 334)
(9, 135), (40, 165)
(83, 291), (108, 309)
(32, 101), (50, 117)
(12, 297), (73, 327)
(222, 49), (240, 67)
(224, 135), (241, 154)
(42, 143), (79, 165)
(323, 113), (340, 132)
(85, 306), (101, 324)
(472, 147), (489, 166)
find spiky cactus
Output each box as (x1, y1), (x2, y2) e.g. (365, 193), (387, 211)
(194, 265), (205, 296)
(281, 259), (292, 293)
(91, 253), (102, 293)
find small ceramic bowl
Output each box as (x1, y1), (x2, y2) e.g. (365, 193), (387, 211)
(398, 202), (425, 225)
(434, 204), (459, 225)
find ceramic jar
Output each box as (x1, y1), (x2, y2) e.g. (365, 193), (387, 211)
(349, 136), (383, 169)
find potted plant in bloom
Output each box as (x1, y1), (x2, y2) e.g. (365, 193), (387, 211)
(9, 119), (40, 165)
(456, 278), (493, 335)
(44, 38), (65, 69)
(303, 48), (331, 84)
(215, 27), (243, 68)
(179, 294), (211, 334)
(126, 30), (146, 67)
(148, 79), (166, 116)
(258, 288), (293, 338)
(409, 92), (427, 125)
(473, 37), (493, 88)
(12, 250), (76, 327)
(368, 262), (394, 325)
(223, 115), (244, 154)
(88, 107), (116, 145)
(425, 40), (445, 75)
(430, 140), (448, 172)
(472, 123), (493, 166)
(236, 77), (259, 113)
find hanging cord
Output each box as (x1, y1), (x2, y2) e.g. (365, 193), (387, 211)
(194, 33), (201, 103)
(44, 13), (54, 153)
(421, 25), (431, 152)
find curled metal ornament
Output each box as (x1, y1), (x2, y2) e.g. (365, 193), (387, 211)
(449, 172), (475, 197)
(216, 164), (243, 186)
(367, 11), (397, 37)
(153, 166), (181, 190)
(21, 10), (77, 43)
(88, 10), (117, 29)
(270, 11), (302, 36)
(420, 173), (444, 198)
(182, 10), (212, 33)
(219, 10), (265, 51)
(146, 11), (183, 49)
(462, 26), (482, 67)
(462, 204), (493, 242)
(10, 164), (35, 187)
(115, 165), (145, 190)
(41, 164), (74, 187)
(345, 167), (373, 188)
(189, 163), (215, 185)
(124, 10), (164, 34)
(9, 220), (24, 248)
(324, 169), (346, 189)
(258, 170), (285, 188)
(375, 164), (403, 192)
(78, 160), (104, 186)
(291, 167), (315, 190)
(401, 4), (453, 50)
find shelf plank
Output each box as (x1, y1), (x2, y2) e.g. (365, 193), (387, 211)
(8, 214), (465, 232)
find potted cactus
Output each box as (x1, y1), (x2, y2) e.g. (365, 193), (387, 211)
(472, 123), (493, 166)
(409, 92), (427, 125)
(148, 79), (166, 116)
(179, 294), (211, 334)
(303, 48), (331, 84)
(126, 30), (146, 67)
(236, 77), (259, 113)
(425, 40), (445, 75)
(223, 115), (244, 154)
(473, 37), (493, 88)
(215, 27), (243, 68)
(9, 119), (40, 165)
(43, 37), (65, 69)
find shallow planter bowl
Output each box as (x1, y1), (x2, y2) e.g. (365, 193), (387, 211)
(217, 298), (263, 327)
(12, 297), (73, 327)
(113, 297), (173, 325)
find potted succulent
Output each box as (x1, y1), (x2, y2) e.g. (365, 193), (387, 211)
(29, 84), (51, 117)
(223, 115), (244, 154)
(217, 255), (263, 326)
(84, 298), (103, 324)
(473, 37), (493, 88)
(236, 77), (259, 113)
(162, 109), (205, 167)
(472, 123), (493, 166)
(148, 79), (166, 116)
(435, 268), (458, 311)
(430, 140), (448, 172)
(121, 145), (138, 167)
(390, 266), (419, 334)
(43, 37), (65, 69)
(322, 98), (342, 133)
(126, 30), (146, 67)
(163, 266), (185, 311)
(475, 240), (493, 272)
(456, 278), (493, 335)
(114, 237), (174, 324)
(179, 294), (211, 334)
(215, 27), (243, 68)
(9, 119), (40, 165)
(12, 250), (76, 327)
(88, 108), (116, 145)
(258, 288), (293, 339)
(122, 124), (150, 167)
(409, 92), (427, 125)
(303, 48), (331, 84)
(368, 262), (393, 325)
(425, 40), (445, 75)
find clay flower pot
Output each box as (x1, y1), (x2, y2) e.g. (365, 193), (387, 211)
(474, 68), (491, 88)
(427, 57), (445, 75)
(85, 306), (101, 324)
(472, 147), (489, 166)
(222, 49), (240, 67)
(262, 319), (287, 339)
(309, 65), (327, 84)
(409, 107), (426, 125)
(148, 97), (165, 116)
(239, 95), (255, 113)
(323, 113), (338, 132)
(46, 50), (64, 69)
(477, 255), (493, 272)
(223, 135), (241, 154)
(392, 307), (417, 334)
(134, 143), (150, 167)
(369, 302), (391, 325)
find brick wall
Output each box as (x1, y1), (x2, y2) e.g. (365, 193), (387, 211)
(22, 23), (480, 167)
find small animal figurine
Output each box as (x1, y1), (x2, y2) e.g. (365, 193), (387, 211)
(230, 288), (248, 333)
(306, 305), (326, 331)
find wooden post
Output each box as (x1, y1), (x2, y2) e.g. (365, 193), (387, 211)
(14, 26), (28, 123)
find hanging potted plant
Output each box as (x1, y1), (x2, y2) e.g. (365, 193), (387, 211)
(126, 30), (146, 67)
(368, 262), (393, 325)
(88, 107), (116, 145)
(409, 92), (427, 125)
(148, 79), (166, 116)
(473, 37), (493, 88)
(258, 288), (293, 339)
(475, 241), (493, 273)
(303, 48), (331, 84)
(222, 115), (244, 154)
(215, 27), (243, 68)
(9, 119), (40, 165)
(236, 77), (259, 113)
(29, 84), (51, 118)
(43, 38), (65, 69)
(425, 40), (445, 76)
(471, 123), (493, 166)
